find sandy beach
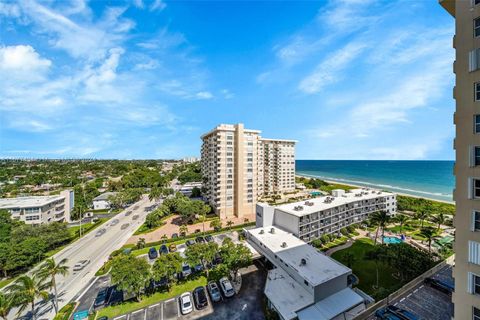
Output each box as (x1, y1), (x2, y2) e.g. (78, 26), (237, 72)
(296, 174), (455, 205)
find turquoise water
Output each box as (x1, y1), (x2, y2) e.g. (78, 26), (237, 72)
(296, 160), (454, 202)
(383, 236), (402, 244)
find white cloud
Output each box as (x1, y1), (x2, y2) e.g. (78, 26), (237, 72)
(8, 119), (52, 132)
(195, 91), (214, 100)
(298, 41), (366, 94)
(0, 45), (51, 74)
(150, 0), (166, 12)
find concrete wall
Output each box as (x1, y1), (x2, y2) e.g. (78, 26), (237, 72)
(314, 274), (349, 301)
(256, 203), (275, 227)
(273, 210), (300, 235)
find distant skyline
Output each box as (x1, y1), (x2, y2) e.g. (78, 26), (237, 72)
(0, 0), (455, 160)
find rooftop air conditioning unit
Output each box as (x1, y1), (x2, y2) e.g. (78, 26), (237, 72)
(270, 227), (275, 234)
(281, 242), (287, 248)
(300, 258), (307, 266)
(259, 229), (264, 234)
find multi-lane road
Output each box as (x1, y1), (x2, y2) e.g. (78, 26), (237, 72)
(11, 196), (155, 320)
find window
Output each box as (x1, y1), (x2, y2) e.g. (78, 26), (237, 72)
(474, 179), (480, 198)
(473, 307), (480, 320)
(476, 147), (480, 166)
(476, 83), (480, 101)
(475, 115), (480, 134)
(475, 18), (480, 37)
(469, 49), (480, 72)
(476, 274), (480, 294)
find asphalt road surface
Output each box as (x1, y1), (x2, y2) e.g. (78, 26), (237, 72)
(10, 196), (155, 320)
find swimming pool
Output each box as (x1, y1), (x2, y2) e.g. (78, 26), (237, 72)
(383, 236), (402, 244)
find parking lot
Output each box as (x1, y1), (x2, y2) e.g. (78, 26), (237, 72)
(111, 262), (266, 320)
(369, 264), (454, 320)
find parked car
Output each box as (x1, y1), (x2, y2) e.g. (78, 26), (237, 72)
(159, 244), (169, 255)
(171, 233), (179, 239)
(169, 244), (177, 252)
(205, 235), (214, 242)
(424, 277), (454, 295)
(121, 223), (129, 230)
(196, 236), (206, 243)
(148, 247), (158, 260)
(193, 286), (209, 309)
(375, 308), (402, 320)
(219, 277), (235, 298)
(73, 260), (90, 272)
(181, 263), (192, 277)
(93, 287), (111, 309)
(125, 211), (132, 216)
(386, 305), (421, 320)
(133, 205), (139, 210)
(207, 281), (222, 302)
(179, 292), (193, 315)
(186, 239), (196, 246)
(106, 286), (124, 306)
(212, 254), (222, 267)
(193, 264), (203, 273)
(149, 277), (168, 290)
(132, 215), (139, 220)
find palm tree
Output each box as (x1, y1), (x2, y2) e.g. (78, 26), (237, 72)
(370, 211), (391, 244)
(226, 220), (234, 231)
(8, 275), (49, 320)
(148, 187), (162, 202)
(179, 224), (188, 237)
(394, 214), (410, 234)
(432, 212), (446, 232)
(36, 258), (69, 314)
(0, 292), (13, 320)
(365, 246), (384, 289)
(415, 210), (430, 229)
(420, 227), (436, 253)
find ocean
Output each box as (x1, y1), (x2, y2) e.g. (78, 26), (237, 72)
(296, 160), (455, 202)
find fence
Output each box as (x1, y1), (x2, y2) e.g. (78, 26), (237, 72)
(353, 255), (454, 320)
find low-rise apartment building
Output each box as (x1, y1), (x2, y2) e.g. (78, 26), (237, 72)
(0, 189), (74, 224)
(201, 123), (296, 219)
(92, 192), (117, 210)
(256, 188), (396, 243)
(246, 226), (368, 320)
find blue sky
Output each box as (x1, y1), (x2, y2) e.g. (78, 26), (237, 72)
(0, 0), (455, 160)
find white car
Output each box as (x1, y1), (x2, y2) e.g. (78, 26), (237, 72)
(73, 260), (90, 272)
(179, 292), (193, 315)
(219, 277), (235, 298)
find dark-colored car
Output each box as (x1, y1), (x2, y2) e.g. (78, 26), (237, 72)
(106, 286), (124, 306)
(132, 215), (139, 220)
(93, 287), (112, 309)
(148, 247), (158, 260)
(207, 281), (222, 302)
(159, 244), (169, 255)
(149, 277), (168, 290)
(121, 223), (129, 230)
(171, 233), (179, 239)
(205, 235), (213, 242)
(212, 254), (222, 267)
(186, 239), (196, 246)
(193, 286), (209, 309)
(193, 264), (203, 273)
(386, 305), (421, 320)
(375, 308), (402, 320)
(424, 277), (454, 295)
(125, 211), (132, 216)
(196, 236), (206, 243)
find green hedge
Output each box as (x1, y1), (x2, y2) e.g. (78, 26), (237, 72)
(53, 302), (76, 320)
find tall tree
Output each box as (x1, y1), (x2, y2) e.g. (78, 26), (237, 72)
(179, 225), (188, 237)
(210, 218), (222, 231)
(394, 214), (410, 234)
(110, 255), (151, 300)
(415, 210), (430, 229)
(152, 253), (183, 290)
(420, 227), (436, 253)
(432, 212), (446, 231)
(7, 275), (49, 320)
(219, 239), (252, 281)
(36, 258), (69, 314)
(0, 292), (13, 320)
(185, 242), (218, 277)
(370, 211), (391, 244)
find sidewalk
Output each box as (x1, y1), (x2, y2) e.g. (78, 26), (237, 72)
(127, 213), (255, 244)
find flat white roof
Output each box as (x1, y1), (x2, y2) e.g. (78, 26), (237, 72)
(276, 188), (395, 217)
(297, 287), (365, 320)
(265, 268), (313, 320)
(0, 195), (64, 209)
(260, 138), (298, 143)
(247, 226), (350, 286)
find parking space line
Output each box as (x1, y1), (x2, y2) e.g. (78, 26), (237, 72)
(144, 308), (147, 320)
(161, 302), (163, 320)
(132, 309), (144, 315)
(114, 316), (127, 320)
(149, 303), (160, 308)
(165, 298), (175, 303)
(400, 298), (405, 303)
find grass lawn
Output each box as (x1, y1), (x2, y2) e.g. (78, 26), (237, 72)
(68, 218), (108, 239)
(97, 276), (207, 318)
(92, 208), (122, 215)
(331, 238), (405, 300)
(0, 277), (16, 289)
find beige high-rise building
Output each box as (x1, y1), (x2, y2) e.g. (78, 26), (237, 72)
(440, 1), (480, 319)
(201, 123), (296, 219)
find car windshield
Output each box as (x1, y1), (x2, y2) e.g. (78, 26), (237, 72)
(182, 265), (189, 271)
(184, 301), (191, 307)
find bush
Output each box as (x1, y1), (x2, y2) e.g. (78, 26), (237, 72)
(311, 239), (322, 248)
(340, 228), (349, 236)
(53, 302), (75, 320)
